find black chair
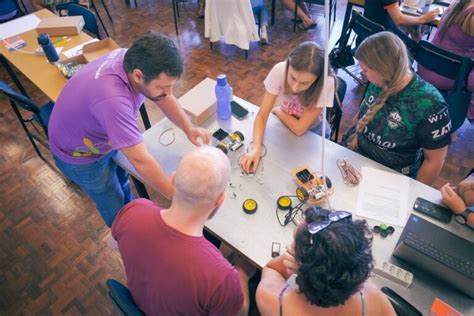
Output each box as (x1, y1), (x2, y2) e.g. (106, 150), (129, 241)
(382, 286), (422, 316)
(415, 40), (473, 132)
(389, 23), (419, 62)
(329, 10), (385, 85)
(0, 81), (54, 160)
(327, 76), (347, 142)
(293, 0), (336, 32)
(68, 3), (108, 38)
(106, 279), (144, 316)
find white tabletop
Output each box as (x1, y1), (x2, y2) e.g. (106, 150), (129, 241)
(115, 86), (473, 314)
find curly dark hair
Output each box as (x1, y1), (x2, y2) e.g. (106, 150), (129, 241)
(294, 206), (374, 307)
(124, 31), (183, 83)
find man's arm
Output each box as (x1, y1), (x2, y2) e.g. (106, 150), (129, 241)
(156, 95), (210, 145)
(120, 142), (173, 199)
(386, 4), (439, 26)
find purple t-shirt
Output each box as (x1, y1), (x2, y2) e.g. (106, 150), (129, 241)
(112, 199), (244, 316)
(48, 48), (145, 164)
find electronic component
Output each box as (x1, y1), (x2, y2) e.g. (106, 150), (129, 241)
(243, 199), (258, 214)
(271, 242), (281, 258)
(374, 261), (413, 287)
(231, 101), (249, 120)
(413, 197), (451, 223)
(212, 128), (245, 154)
(292, 165), (334, 204)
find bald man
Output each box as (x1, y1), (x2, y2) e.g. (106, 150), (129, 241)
(112, 147), (252, 315)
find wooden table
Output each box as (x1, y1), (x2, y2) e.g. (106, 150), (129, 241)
(342, 0), (441, 32)
(0, 10), (152, 130)
(0, 9), (94, 101)
(114, 78), (473, 315)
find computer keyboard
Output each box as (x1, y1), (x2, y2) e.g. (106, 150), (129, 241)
(404, 231), (474, 279)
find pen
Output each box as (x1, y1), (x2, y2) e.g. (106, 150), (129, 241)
(53, 38), (72, 47)
(52, 36), (68, 44)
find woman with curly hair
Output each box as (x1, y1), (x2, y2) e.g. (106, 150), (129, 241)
(256, 207), (395, 315)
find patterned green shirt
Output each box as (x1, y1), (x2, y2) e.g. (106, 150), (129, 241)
(356, 74), (451, 176)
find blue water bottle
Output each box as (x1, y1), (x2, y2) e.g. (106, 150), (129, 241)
(37, 33), (59, 63)
(215, 74), (232, 120)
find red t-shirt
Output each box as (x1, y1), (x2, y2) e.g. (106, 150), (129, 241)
(112, 199), (244, 315)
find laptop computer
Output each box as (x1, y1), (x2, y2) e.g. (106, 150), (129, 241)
(393, 214), (474, 298)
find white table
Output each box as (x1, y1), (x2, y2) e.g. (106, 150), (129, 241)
(115, 83), (473, 314)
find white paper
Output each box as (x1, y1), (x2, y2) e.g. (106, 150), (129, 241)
(0, 15), (41, 40)
(355, 167), (410, 227)
(62, 38), (99, 58)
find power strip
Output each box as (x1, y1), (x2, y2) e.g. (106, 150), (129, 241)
(373, 261), (413, 287)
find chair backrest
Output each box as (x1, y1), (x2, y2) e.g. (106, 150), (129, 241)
(389, 24), (418, 60)
(67, 3), (99, 38)
(326, 76), (347, 141)
(0, 81), (44, 122)
(415, 40), (472, 82)
(351, 10), (385, 43)
(106, 279), (144, 316)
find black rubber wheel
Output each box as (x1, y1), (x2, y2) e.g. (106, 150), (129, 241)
(216, 144), (228, 154)
(233, 130), (245, 141)
(296, 186), (309, 202)
(325, 176), (333, 189)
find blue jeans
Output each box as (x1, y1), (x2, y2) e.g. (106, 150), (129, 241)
(310, 119), (332, 139)
(53, 151), (134, 227)
(251, 0), (268, 26)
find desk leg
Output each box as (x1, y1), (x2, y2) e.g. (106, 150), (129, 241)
(342, 3), (353, 33)
(0, 55), (30, 98)
(271, 0), (276, 25)
(172, 0), (179, 36)
(131, 176), (150, 199)
(139, 102), (151, 130)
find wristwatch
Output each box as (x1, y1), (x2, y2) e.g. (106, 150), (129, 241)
(454, 207), (474, 225)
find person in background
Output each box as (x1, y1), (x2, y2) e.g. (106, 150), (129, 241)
(343, 32), (451, 185)
(441, 172), (474, 228)
(256, 206), (396, 316)
(364, 0), (439, 40)
(28, 0), (74, 11)
(48, 32), (209, 227)
(0, 0), (20, 22)
(112, 147), (254, 315)
(240, 41), (336, 174)
(251, 0), (270, 44)
(281, 0), (317, 30)
(418, 0), (474, 124)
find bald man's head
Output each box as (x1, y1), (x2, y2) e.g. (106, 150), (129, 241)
(173, 146), (231, 211)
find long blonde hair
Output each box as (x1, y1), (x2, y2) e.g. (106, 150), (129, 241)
(347, 32), (411, 150)
(284, 41), (337, 108)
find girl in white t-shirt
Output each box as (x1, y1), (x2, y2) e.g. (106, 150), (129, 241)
(240, 41), (336, 173)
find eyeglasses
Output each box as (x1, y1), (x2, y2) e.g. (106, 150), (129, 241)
(307, 210), (352, 235)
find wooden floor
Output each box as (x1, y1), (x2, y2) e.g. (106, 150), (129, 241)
(0, 0), (472, 314)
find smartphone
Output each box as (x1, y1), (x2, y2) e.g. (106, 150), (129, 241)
(413, 197), (452, 223)
(271, 242), (281, 258)
(231, 101), (249, 120)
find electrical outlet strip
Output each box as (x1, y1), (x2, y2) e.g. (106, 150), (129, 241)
(374, 261), (413, 287)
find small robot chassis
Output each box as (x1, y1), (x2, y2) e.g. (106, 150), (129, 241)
(212, 128), (245, 154)
(291, 165), (334, 204)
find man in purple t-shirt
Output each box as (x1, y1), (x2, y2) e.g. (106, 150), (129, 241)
(48, 32), (209, 226)
(112, 147), (254, 315)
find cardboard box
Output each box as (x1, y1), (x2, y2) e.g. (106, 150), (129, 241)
(60, 38), (120, 64)
(179, 78), (217, 125)
(36, 16), (85, 36)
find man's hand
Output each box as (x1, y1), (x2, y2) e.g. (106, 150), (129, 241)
(186, 127), (210, 146)
(422, 8), (439, 23)
(457, 178), (474, 206)
(441, 183), (466, 214)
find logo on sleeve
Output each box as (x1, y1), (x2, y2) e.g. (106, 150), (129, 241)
(431, 121), (452, 140)
(428, 108), (449, 124)
(387, 111), (402, 129)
